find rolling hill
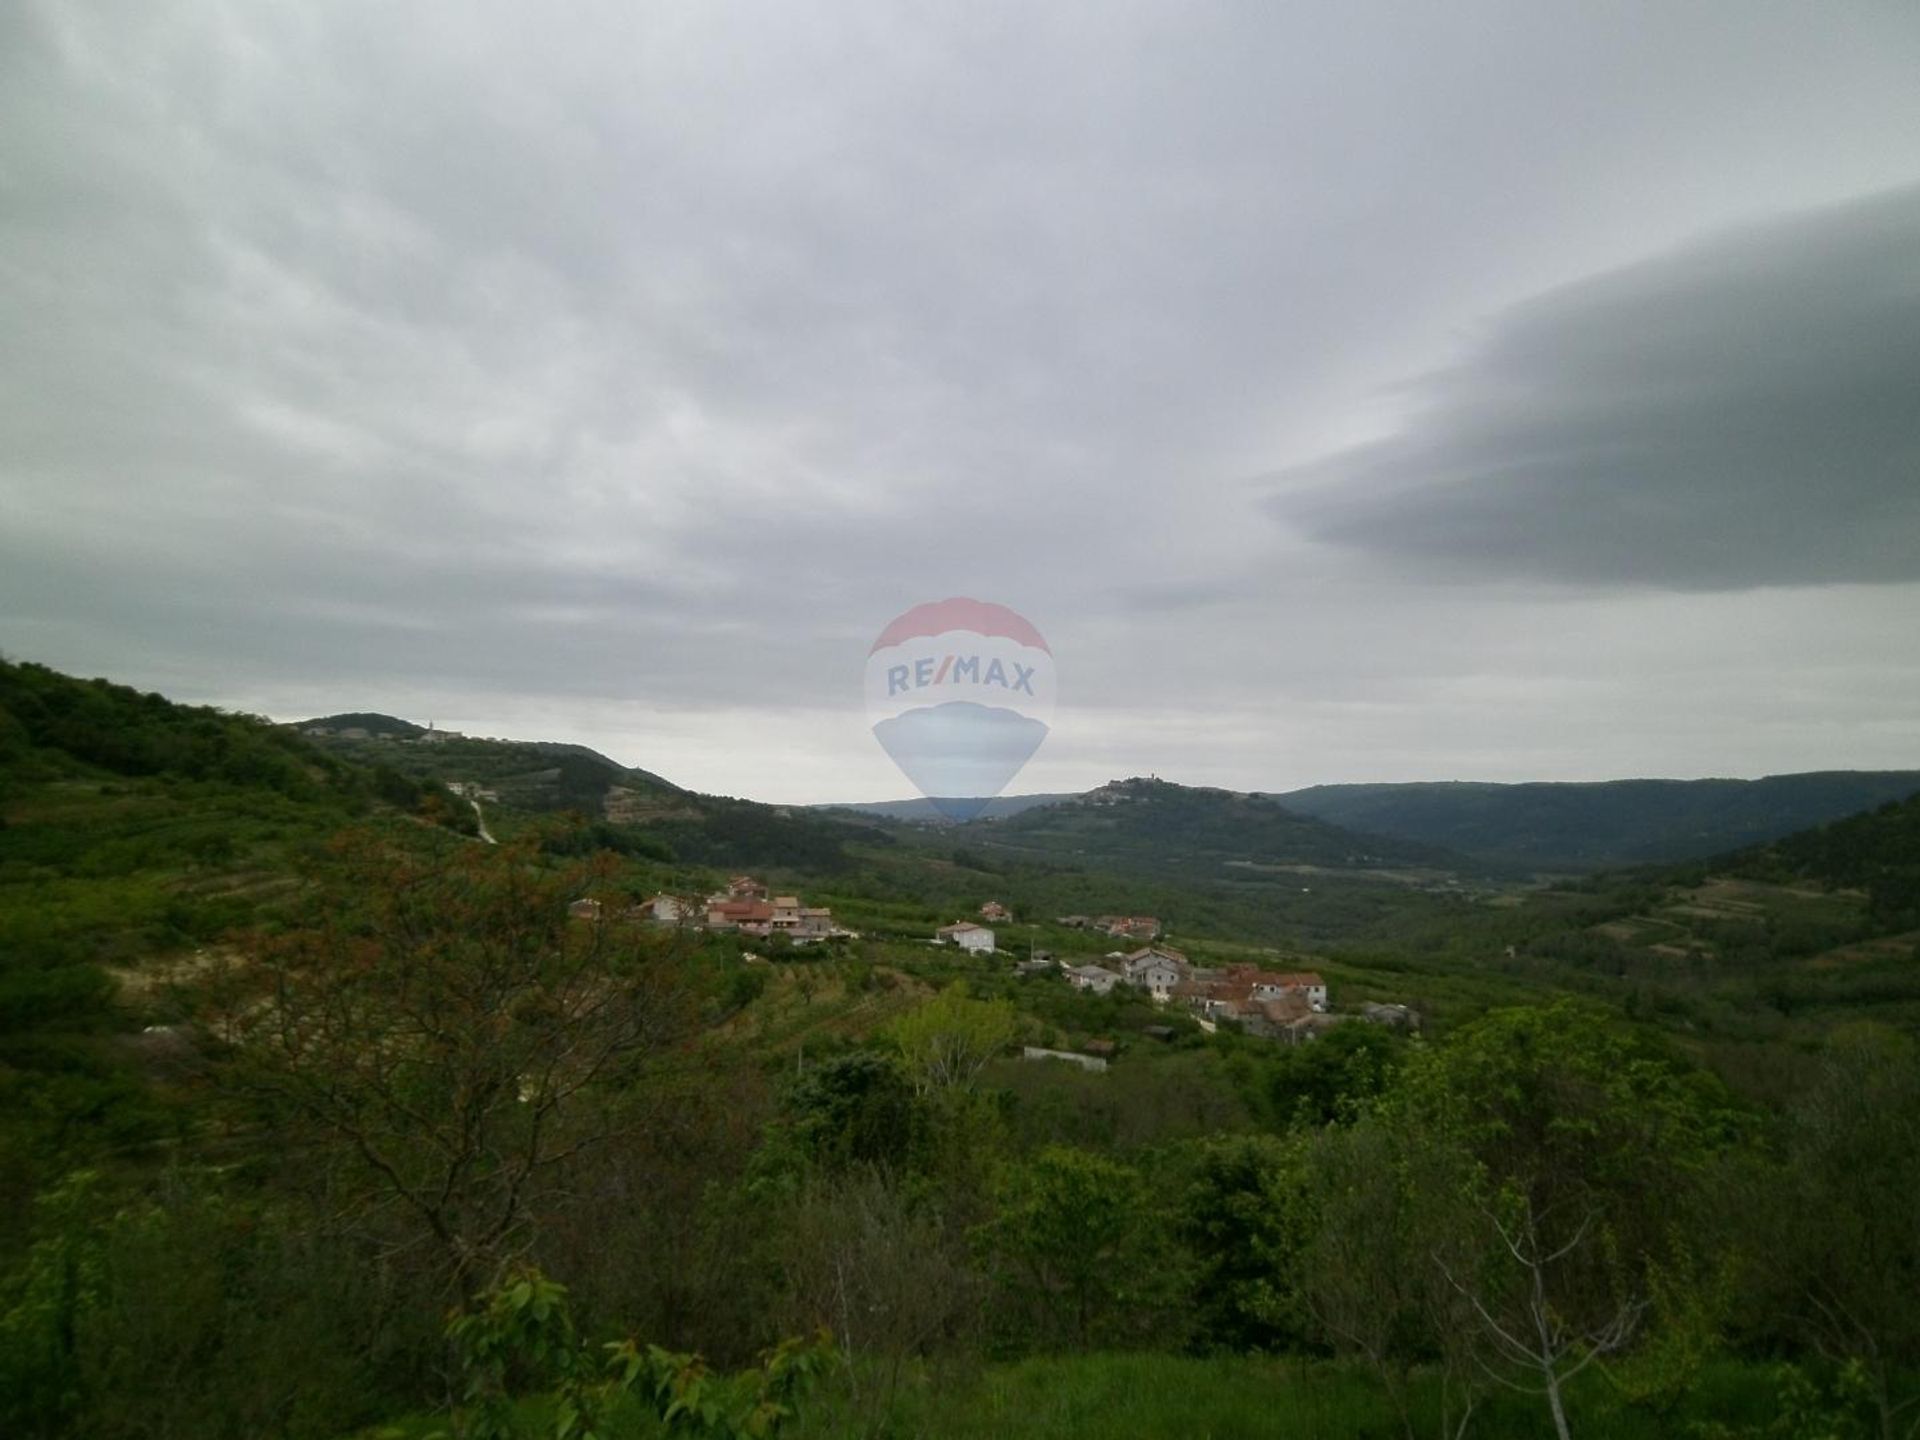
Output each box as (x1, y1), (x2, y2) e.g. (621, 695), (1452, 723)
(958, 776), (1490, 880)
(296, 714), (882, 872)
(1276, 771), (1920, 870)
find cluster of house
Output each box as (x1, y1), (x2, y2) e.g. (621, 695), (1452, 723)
(568, 875), (852, 944)
(1061, 944), (1365, 1043)
(1056, 914), (1162, 941)
(702, 875), (846, 941)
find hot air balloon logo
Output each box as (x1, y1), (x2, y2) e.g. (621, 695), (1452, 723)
(865, 598), (1055, 821)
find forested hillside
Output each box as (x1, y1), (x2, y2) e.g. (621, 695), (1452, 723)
(1, 662), (1916, 1440)
(301, 721), (875, 872)
(1726, 790), (1920, 929)
(1279, 771), (1920, 869)
(974, 776), (1489, 878)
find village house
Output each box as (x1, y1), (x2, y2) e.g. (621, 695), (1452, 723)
(1098, 915), (1162, 941)
(572, 894), (703, 927)
(1175, 964), (1330, 1034)
(1288, 1012), (1349, 1043)
(1250, 970), (1327, 1010)
(706, 897), (775, 936)
(1064, 963), (1122, 996)
(979, 900), (1012, 922)
(770, 896), (803, 934)
(1117, 945), (1191, 1002)
(700, 877), (846, 942)
(630, 894), (694, 925)
(935, 921), (996, 954)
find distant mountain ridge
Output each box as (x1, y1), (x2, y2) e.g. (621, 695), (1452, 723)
(964, 776), (1489, 879)
(825, 769), (1920, 872)
(1275, 771), (1920, 870)
(296, 706), (1919, 875)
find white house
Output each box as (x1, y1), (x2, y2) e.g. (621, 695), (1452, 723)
(1064, 963), (1122, 996)
(1120, 948), (1189, 1002)
(936, 921), (996, 954)
(1250, 971), (1328, 1010)
(633, 894), (693, 925)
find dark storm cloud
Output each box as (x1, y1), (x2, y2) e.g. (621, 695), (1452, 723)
(1274, 187), (1920, 590)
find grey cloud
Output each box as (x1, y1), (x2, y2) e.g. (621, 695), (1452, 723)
(1272, 186), (1920, 590)
(7, 2), (1920, 795)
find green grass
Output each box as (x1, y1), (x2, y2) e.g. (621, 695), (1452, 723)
(344, 1353), (1821, 1440)
(825, 1353), (1807, 1440)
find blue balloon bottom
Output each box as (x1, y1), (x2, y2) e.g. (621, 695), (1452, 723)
(872, 702), (1050, 821)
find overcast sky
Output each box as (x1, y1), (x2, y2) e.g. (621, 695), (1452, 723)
(4, 2), (1919, 803)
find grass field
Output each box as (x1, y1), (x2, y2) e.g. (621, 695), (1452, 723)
(347, 1352), (1823, 1439)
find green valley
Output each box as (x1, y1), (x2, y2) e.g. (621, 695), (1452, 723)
(1, 660), (1916, 1440)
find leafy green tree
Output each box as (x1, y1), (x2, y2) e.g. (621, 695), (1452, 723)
(1175, 1133), (1313, 1352)
(440, 1267), (833, 1440)
(1763, 1026), (1920, 1440)
(886, 983), (1017, 1096)
(446, 1267), (591, 1440)
(607, 1329), (834, 1440)
(1263, 1020), (1405, 1128)
(978, 1146), (1165, 1350)
(0, 1171), (106, 1439)
(779, 1051), (920, 1173)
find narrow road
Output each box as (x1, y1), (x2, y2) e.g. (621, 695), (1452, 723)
(470, 798), (496, 844)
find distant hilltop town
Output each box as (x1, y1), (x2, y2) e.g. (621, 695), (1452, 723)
(297, 715), (467, 743)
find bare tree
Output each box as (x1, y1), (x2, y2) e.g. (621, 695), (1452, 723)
(1437, 1194), (1645, 1440)
(200, 833), (697, 1299)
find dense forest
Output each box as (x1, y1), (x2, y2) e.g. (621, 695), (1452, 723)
(1279, 774), (1920, 870)
(2, 661), (1917, 1439)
